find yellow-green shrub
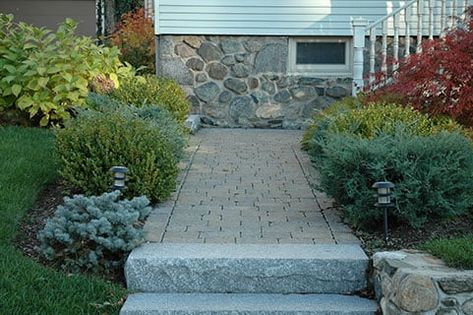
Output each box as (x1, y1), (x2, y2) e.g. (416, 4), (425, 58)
(109, 75), (190, 123)
(0, 14), (135, 126)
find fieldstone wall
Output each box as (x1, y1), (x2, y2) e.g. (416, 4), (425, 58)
(373, 250), (473, 315)
(157, 35), (352, 129)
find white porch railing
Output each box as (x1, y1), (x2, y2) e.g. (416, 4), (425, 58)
(352, 0), (472, 95)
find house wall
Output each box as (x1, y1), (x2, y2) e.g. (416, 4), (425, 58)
(155, 0), (450, 36)
(0, 0), (96, 36)
(158, 35), (351, 129)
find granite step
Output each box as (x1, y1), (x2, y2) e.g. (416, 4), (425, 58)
(120, 293), (378, 315)
(125, 243), (369, 294)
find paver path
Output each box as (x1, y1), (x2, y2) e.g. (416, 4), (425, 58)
(144, 129), (359, 245)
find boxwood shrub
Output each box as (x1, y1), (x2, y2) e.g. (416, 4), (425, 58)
(56, 110), (178, 202)
(314, 130), (473, 228)
(109, 75), (190, 123)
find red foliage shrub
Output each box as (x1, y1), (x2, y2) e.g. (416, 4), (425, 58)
(367, 7), (473, 126)
(110, 8), (155, 73)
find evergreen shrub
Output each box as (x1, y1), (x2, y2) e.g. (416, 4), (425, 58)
(109, 75), (190, 123)
(38, 191), (151, 272)
(85, 93), (187, 159)
(315, 130), (473, 228)
(56, 110), (178, 202)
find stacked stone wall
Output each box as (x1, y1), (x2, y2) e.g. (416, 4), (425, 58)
(158, 35), (352, 129)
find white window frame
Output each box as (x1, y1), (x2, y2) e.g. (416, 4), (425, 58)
(288, 37), (353, 77)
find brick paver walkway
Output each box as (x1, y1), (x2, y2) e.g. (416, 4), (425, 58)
(144, 129), (359, 244)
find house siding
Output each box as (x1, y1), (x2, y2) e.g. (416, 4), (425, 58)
(155, 0), (450, 36)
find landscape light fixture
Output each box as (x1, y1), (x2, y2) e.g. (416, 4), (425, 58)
(372, 181), (395, 242)
(111, 166), (128, 191)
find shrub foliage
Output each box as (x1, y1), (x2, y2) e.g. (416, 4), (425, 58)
(109, 75), (190, 123)
(110, 8), (155, 73)
(0, 14), (135, 126)
(315, 130), (473, 228)
(56, 111), (179, 202)
(39, 191), (151, 272)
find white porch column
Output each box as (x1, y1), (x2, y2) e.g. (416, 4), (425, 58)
(352, 18), (368, 96)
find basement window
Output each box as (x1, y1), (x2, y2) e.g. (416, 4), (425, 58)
(288, 38), (352, 76)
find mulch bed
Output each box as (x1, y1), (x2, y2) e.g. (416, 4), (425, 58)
(353, 213), (473, 257)
(14, 179), (126, 285)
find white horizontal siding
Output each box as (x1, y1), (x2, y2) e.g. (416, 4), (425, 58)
(155, 0), (470, 36)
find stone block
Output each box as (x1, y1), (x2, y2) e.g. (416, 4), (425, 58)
(125, 243), (369, 294)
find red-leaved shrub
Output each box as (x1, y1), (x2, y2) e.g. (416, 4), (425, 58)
(367, 7), (473, 126)
(110, 9), (155, 73)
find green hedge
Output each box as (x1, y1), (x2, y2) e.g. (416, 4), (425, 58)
(56, 111), (179, 202)
(314, 130), (473, 228)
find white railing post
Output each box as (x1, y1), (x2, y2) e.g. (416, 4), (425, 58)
(352, 18), (368, 96)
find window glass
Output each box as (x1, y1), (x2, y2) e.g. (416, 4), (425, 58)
(296, 42), (346, 65)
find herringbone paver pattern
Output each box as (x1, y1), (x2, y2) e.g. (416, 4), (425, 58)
(144, 129), (359, 244)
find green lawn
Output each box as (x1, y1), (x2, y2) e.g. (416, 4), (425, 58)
(0, 126), (126, 315)
(422, 235), (473, 270)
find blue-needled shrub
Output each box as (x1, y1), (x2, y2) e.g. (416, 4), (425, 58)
(84, 93), (186, 159)
(315, 130), (473, 228)
(56, 110), (179, 202)
(38, 191), (151, 273)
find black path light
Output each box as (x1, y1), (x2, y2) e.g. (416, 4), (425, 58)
(372, 181), (395, 242)
(111, 166), (129, 191)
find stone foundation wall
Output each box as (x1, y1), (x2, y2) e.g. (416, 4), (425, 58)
(157, 35), (352, 129)
(373, 250), (473, 315)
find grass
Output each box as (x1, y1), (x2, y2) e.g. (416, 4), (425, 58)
(0, 126), (126, 315)
(422, 235), (473, 270)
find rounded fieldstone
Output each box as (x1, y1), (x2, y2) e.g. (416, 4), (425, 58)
(195, 73), (208, 83)
(224, 78), (248, 94)
(197, 42), (223, 62)
(261, 81), (276, 95)
(248, 77), (259, 89)
(326, 86), (348, 98)
(442, 298), (458, 308)
(436, 308), (459, 315)
(250, 91), (270, 104)
(221, 55), (236, 66)
(186, 58), (205, 71)
(255, 43), (287, 73)
(276, 77), (290, 88)
(235, 53), (248, 63)
(175, 43), (194, 58)
(397, 275), (439, 312)
(218, 91), (233, 104)
(463, 299), (473, 315)
(256, 103), (283, 119)
(206, 62), (228, 80)
(265, 74), (279, 81)
(231, 64), (249, 78)
(290, 86), (317, 101)
(194, 82), (221, 103)
(438, 275), (473, 294)
(243, 40), (263, 52)
(274, 90), (291, 104)
(187, 95), (200, 110)
(229, 96), (253, 120)
(312, 96), (336, 110)
(221, 40), (243, 54)
(183, 36), (204, 49)
(161, 58), (194, 85)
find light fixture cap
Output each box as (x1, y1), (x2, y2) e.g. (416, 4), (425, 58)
(111, 166), (129, 174)
(372, 181), (395, 189)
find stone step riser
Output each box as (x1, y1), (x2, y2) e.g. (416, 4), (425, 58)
(125, 244), (369, 294)
(120, 293), (379, 315)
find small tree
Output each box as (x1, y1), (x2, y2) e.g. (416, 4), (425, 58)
(367, 7), (473, 126)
